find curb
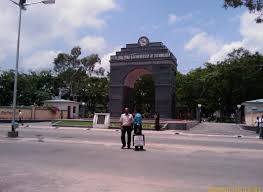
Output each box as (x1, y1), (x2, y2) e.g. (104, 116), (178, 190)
(173, 132), (258, 139)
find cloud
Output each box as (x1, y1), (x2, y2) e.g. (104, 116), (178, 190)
(209, 11), (263, 63)
(173, 26), (202, 35)
(78, 36), (107, 53)
(22, 50), (59, 71)
(228, 14), (241, 23)
(55, 0), (117, 30)
(209, 41), (243, 63)
(240, 11), (263, 45)
(0, 0), (118, 69)
(185, 32), (222, 55)
(152, 25), (160, 30)
(96, 46), (122, 73)
(168, 14), (179, 24)
(0, 2), (18, 59)
(0, 48), (6, 63)
(22, 45), (121, 73)
(168, 13), (192, 25)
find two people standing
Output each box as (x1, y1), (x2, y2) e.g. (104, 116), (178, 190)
(119, 108), (143, 149)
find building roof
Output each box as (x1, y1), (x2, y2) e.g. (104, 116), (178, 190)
(244, 99), (263, 103)
(44, 99), (79, 104)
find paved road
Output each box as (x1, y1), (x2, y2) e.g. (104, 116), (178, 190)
(0, 123), (263, 192)
(0, 124), (261, 150)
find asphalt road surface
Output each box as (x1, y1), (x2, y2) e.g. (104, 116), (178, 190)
(0, 123), (262, 192)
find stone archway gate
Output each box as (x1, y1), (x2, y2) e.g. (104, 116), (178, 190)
(109, 37), (177, 118)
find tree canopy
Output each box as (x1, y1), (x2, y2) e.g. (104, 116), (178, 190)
(133, 75), (155, 115)
(0, 46), (109, 114)
(53, 47), (105, 101)
(0, 70), (54, 106)
(224, 0), (263, 22)
(176, 48), (263, 120)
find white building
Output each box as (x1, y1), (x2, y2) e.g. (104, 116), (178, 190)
(242, 99), (263, 126)
(44, 99), (80, 119)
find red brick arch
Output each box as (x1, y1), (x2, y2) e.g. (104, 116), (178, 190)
(124, 68), (152, 88)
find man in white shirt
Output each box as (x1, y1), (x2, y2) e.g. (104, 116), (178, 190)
(120, 108), (133, 149)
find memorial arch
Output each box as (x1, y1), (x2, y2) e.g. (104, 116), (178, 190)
(109, 37), (177, 118)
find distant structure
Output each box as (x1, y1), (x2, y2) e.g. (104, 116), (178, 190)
(109, 37), (177, 118)
(242, 99), (263, 126)
(44, 99), (79, 119)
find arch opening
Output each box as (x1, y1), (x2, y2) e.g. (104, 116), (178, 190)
(123, 69), (155, 115)
(124, 68), (152, 88)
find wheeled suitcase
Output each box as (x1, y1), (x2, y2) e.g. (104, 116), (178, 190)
(133, 134), (145, 151)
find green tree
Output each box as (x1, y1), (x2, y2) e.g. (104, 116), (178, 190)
(0, 70), (15, 106)
(176, 48), (263, 121)
(133, 75), (155, 114)
(53, 46), (104, 101)
(0, 70), (54, 106)
(224, 0), (263, 22)
(79, 77), (109, 113)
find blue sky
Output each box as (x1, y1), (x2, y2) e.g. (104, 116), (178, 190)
(0, 0), (262, 74)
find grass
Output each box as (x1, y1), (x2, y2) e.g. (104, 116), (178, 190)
(110, 123), (156, 129)
(52, 120), (163, 130)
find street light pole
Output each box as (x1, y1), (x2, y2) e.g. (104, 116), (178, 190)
(8, 0), (55, 138)
(81, 102), (86, 119)
(236, 104), (241, 124)
(197, 104), (202, 123)
(11, 4), (22, 133)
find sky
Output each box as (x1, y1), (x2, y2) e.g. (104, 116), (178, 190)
(0, 0), (263, 74)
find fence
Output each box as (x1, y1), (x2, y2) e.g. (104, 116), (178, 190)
(0, 106), (68, 120)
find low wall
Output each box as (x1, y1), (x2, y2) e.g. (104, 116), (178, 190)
(245, 112), (263, 126)
(166, 121), (199, 130)
(0, 106), (68, 120)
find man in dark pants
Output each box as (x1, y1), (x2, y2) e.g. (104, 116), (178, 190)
(120, 108), (133, 149)
(260, 115), (263, 139)
(18, 109), (23, 126)
(154, 112), (160, 131)
(256, 116), (260, 134)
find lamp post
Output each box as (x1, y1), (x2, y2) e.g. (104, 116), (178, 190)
(81, 102), (86, 119)
(197, 104), (202, 123)
(0, 85), (3, 106)
(8, 0), (55, 138)
(236, 104), (241, 124)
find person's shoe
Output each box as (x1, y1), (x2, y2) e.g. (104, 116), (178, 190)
(127, 146), (131, 149)
(121, 146), (125, 149)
